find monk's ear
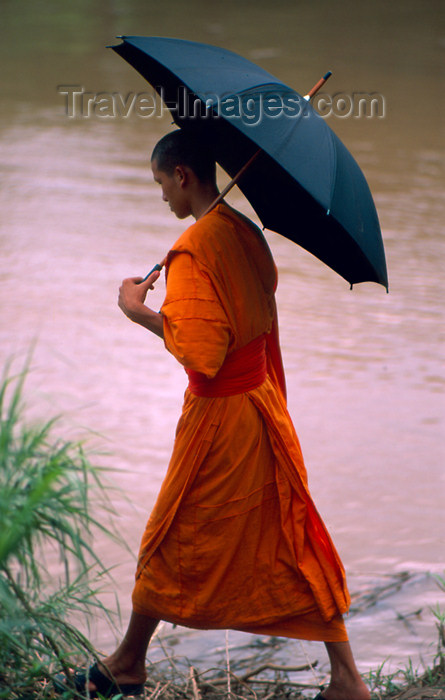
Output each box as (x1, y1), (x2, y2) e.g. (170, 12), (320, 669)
(174, 165), (188, 188)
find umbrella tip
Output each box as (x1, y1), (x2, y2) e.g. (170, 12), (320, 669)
(305, 71), (333, 100)
(107, 35), (124, 48)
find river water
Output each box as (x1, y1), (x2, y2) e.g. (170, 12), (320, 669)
(1, 0), (444, 683)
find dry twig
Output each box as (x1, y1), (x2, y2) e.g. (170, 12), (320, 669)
(240, 661), (318, 682)
(189, 666), (202, 700)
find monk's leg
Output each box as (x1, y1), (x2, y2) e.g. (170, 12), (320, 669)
(88, 612), (159, 691)
(322, 641), (370, 700)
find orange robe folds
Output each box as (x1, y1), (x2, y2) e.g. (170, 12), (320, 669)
(132, 204), (350, 641)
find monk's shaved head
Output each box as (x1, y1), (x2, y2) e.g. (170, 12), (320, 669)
(151, 129), (216, 184)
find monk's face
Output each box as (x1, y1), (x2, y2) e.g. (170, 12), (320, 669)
(151, 159), (191, 219)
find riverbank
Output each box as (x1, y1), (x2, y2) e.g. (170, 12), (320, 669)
(121, 655), (445, 700)
(7, 652), (445, 699)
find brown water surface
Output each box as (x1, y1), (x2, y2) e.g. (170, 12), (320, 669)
(1, 0), (444, 678)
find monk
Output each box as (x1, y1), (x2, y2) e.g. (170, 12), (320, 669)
(56, 129), (370, 700)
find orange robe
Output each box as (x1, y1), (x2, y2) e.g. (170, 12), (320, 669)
(132, 203), (350, 641)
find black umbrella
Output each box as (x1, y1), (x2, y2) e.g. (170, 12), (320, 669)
(111, 36), (388, 290)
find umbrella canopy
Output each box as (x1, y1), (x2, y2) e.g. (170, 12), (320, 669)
(111, 36), (388, 290)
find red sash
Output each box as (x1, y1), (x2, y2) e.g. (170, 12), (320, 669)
(187, 334), (267, 398)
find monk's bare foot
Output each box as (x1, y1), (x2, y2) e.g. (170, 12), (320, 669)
(321, 675), (370, 700)
(86, 653), (146, 693)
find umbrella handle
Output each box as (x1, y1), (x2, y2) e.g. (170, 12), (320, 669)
(142, 256), (167, 281)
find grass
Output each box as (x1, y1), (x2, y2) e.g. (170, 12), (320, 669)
(366, 655), (445, 700)
(0, 359), (121, 698)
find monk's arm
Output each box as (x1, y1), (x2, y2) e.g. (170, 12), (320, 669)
(161, 253), (231, 376)
(118, 272), (164, 339)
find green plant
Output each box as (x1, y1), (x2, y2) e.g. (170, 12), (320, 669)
(434, 574), (445, 593)
(0, 360), (121, 698)
(431, 573), (445, 667)
(366, 659), (403, 697)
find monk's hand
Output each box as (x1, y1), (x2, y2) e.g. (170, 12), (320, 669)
(118, 270), (160, 321)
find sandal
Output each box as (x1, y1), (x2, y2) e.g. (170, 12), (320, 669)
(53, 661), (144, 697)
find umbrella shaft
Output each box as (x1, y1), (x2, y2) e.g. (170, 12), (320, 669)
(200, 149), (262, 218)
